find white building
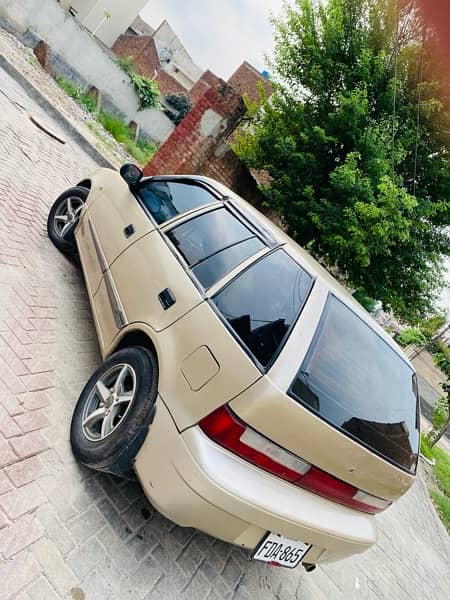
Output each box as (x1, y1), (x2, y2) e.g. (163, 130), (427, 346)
(59, 0), (148, 47)
(152, 21), (203, 91)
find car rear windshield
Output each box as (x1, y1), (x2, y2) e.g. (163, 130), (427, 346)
(289, 295), (419, 473)
(213, 250), (313, 367)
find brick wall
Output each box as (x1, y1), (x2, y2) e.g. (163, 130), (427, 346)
(143, 83), (245, 176)
(143, 82), (269, 213)
(189, 69), (222, 105)
(113, 34), (189, 97)
(154, 70), (187, 97)
(112, 34), (161, 77)
(228, 61), (272, 104)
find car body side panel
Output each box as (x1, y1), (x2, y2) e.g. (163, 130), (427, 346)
(109, 231), (204, 334)
(76, 209), (104, 297)
(107, 304), (262, 431)
(84, 168), (156, 266)
(229, 377), (415, 501)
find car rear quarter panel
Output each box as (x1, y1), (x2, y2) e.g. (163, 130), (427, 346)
(230, 377), (415, 502)
(108, 301), (262, 431)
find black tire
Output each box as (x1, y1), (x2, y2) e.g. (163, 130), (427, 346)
(47, 186), (89, 255)
(70, 346), (158, 478)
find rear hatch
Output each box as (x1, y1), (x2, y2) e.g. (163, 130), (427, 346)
(228, 293), (419, 506)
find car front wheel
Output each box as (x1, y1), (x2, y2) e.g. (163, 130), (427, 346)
(47, 186), (89, 254)
(70, 346), (158, 478)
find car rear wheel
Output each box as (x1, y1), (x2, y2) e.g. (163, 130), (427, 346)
(70, 346), (158, 478)
(47, 186), (89, 254)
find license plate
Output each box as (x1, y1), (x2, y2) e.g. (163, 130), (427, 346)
(252, 533), (311, 569)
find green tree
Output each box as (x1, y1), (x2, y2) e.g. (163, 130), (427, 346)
(234, 0), (450, 323)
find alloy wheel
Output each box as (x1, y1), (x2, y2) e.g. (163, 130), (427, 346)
(81, 363), (137, 442)
(53, 196), (84, 239)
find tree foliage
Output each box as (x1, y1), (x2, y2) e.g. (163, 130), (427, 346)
(234, 0), (450, 323)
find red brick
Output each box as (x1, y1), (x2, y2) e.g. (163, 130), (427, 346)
(34, 40), (51, 72)
(27, 318), (55, 332)
(9, 431), (49, 459)
(28, 330), (56, 344)
(0, 338), (28, 376)
(0, 404), (21, 438)
(4, 318), (33, 344)
(5, 456), (44, 487)
(0, 436), (17, 467)
(23, 357), (52, 374)
(0, 357), (27, 394)
(30, 306), (56, 319)
(0, 469), (13, 495)
(0, 482), (46, 519)
(19, 373), (54, 392)
(14, 410), (49, 433)
(0, 508), (7, 529)
(1, 331), (33, 360)
(0, 513), (44, 558)
(0, 255), (21, 266)
(1, 392), (26, 416)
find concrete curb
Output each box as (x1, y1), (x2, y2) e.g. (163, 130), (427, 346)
(0, 53), (116, 170)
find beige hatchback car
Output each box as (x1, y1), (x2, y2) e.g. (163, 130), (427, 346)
(47, 164), (419, 570)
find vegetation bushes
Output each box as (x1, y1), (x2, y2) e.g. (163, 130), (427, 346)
(421, 435), (450, 531)
(54, 75), (156, 165)
(396, 327), (428, 348)
(395, 314), (446, 349)
(164, 93), (192, 125)
(55, 76), (98, 114)
(116, 56), (160, 111)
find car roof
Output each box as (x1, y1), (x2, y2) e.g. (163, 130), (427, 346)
(146, 174), (412, 368)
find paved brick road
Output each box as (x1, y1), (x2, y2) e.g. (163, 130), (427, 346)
(0, 67), (449, 600)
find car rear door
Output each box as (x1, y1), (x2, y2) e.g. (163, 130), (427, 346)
(100, 179), (223, 346)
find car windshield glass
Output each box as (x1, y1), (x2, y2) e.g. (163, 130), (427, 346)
(213, 250), (313, 367)
(167, 208), (265, 288)
(289, 295), (420, 473)
(137, 180), (216, 224)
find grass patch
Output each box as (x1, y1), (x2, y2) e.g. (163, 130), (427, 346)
(420, 433), (433, 459)
(55, 76), (98, 114)
(424, 441), (450, 531)
(433, 445), (450, 497)
(431, 491), (450, 529)
(54, 76), (156, 165)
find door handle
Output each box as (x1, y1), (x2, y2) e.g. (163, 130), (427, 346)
(158, 288), (176, 310)
(123, 224), (135, 238)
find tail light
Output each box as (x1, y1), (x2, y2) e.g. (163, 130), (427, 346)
(199, 406), (391, 514)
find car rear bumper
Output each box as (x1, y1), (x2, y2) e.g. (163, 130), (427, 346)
(134, 398), (377, 564)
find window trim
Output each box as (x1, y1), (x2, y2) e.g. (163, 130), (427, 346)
(164, 205), (280, 291)
(287, 292), (420, 474)
(224, 198), (278, 248)
(133, 177), (223, 229)
(209, 248), (315, 374)
(189, 235), (258, 269)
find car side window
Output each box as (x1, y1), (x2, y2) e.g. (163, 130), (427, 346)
(212, 250), (313, 367)
(137, 180), (217, 224)
(167, 208), (266, 289)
